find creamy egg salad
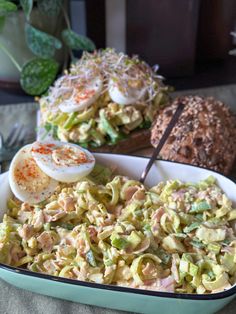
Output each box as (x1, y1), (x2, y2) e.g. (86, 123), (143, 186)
(1, 152), (236, 294)
(39, 48), (170, 148)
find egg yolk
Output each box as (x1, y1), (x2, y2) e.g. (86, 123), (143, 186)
(14, 157), (51, 193)
(51, 145), (90, 166)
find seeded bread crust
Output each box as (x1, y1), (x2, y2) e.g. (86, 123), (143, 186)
(151, 96), (236, 175)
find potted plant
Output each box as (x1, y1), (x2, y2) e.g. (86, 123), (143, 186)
(0, 0), (95, 95)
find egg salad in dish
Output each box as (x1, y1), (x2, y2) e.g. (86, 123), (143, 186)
(39, 48), (170, 148)
(0, 143), (236, 294)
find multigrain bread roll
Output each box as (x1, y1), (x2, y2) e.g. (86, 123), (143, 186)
(151, 96), (236, 175)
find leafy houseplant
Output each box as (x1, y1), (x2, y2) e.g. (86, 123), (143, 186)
(0, 0), (95, 95)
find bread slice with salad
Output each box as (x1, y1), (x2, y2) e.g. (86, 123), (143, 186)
(39, 48), (170, 153)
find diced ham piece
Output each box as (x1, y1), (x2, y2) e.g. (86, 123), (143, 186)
(88, 226), (98, 242)
(18, 224), (35, 241)
(171, 255), (180, 282)
(73, 263), (89, 280)
(133, 190), (146, 201)
(37, 231), (55, 252)
(110, 204), (123, 217)
(221, 246), (235, 254)
(21, 202), (33, 211)
(59, 197), (75, 212)
(43, 259), (58, 274)
(159, 275), (175, 292)
(10, 245), (25, 264)
(75, 238), (90, 256)
(123, 186), (139, 201)
(18, 211), (32, 224)
(152, 207), (165, 222)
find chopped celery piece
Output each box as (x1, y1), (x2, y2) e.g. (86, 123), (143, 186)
(43, 123), (58, 140)
(207, 243), (221, 254)
(50, 222), (74, 230)
(143, 224), (151, 232)
(104, 259), (113, 266)
(215, 207), (229, 218)
(189, 201), (211, 213)
(139, 119), (151, 129)
(155, 248), (171, 265)
(228, 209), (236, 221)
(99, 110), (119, 143)
(52, 113), (68, 125)
(60, 223), (74, 230)
(196, 226), (226, 243)
(182, 253), (194, 263)
(207, 270), (215, 280)
(86, 250), (97, 267)
(202, 272), (229, 291)
(198, 176), (216, 189)
(162, 235), (186, 253)
(189, 263), (198, 276)
(179, 212), (194, 224)
(195, 214), (204, 221)
(111, 237), (128, 250)
(90, 129), (105, 146)
(183, 222), (200, 233)
(190, 239), (205, 249)
(7, 199), (18, 209)
(63, 112), (77, 130)
(127, 231), (142, 249)
(73, 106), (96, 125)
(221, 253), (236, 274)
(43, 223), (51, 231)
(79, 142), (89, 148)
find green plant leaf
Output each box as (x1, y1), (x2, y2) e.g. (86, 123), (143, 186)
(0, 15), (5, 32)
(62, 29), (96, 51)
(20, 0), (33, 21)
(0, 1), (17, 16)
(38, 0), (63, 17)
(25, 23), (62, 58)
(20, 58), (59, 96)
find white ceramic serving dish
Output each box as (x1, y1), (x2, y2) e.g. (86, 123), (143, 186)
(0, 153), (235, 314)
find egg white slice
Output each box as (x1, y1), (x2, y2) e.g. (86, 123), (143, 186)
(108, 78), (146, 105)
(31, 141), (95, 183)
(59, 76), (103, 113)
(9, 144), (58, 204)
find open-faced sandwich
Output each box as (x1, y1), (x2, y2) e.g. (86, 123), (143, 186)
(39, 49), (170, 152)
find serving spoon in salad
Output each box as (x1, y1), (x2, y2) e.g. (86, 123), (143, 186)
(140, 102), (185, 184)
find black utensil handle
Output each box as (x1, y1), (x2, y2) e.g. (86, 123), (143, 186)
(140, 102), (185, 183)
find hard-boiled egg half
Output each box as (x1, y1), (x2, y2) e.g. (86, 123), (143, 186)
(31, 141), (95, 182)
(59, 75), (103, 113)
(108, 77), (146, 105)
(9, 141), (95, 204)
(9, 144), (58, 204)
